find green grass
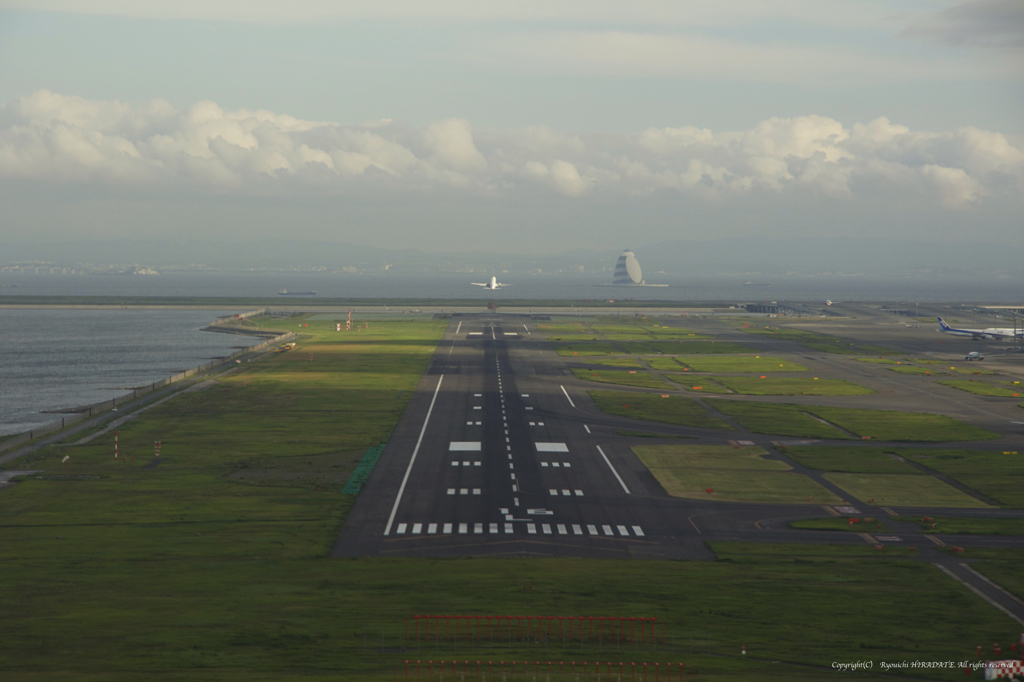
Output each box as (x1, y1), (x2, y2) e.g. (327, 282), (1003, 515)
(781, 446), (923, 474)
(634, 444), (843, 504)
(665, 375), (733, 393)
(889, 366), (946, 375)
(949, 366), (997, 375)
(1, 316), (1022, 681)
(554, 342), (625, 356)
(588, 391), (731, 430)
(650, 356), (809, 373)
(855, 357), (901, 364)
(738, 326), (895, 355)
(581, 358), (644, 368)
(633, 444), (790, 470)
(899, 448), (1024, 507)
(704, 400), (850, 439)
(570, 368), (675, 389)
(908, 517), (1024, 535)
(965, 550), (1024, 603)
(807, 405), (999, 442)
(789, 518), (892, 533)
(823, 473), (991, 508)
(710, 376), (873, 396)
(937, 380), (1021, 397)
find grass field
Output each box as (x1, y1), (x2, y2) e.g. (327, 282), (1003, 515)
(554, 343), (625, 356)
(588, 391), (731, 430)
(855, 358), (901, 364)
(909, 517), (1024, 535)
(889, 366), (946, 375)
(738, 326), (895, 355)
(823, 473), (990, 508)
(709, 542), (918, 557)
(937, 380), (1021, 397)
(634, 444), (842, 504)
(899, 448), (1024, 507)
(781, 446), (923, 474)
(710, 377), (873, 396)
(633, 444), (789, 470)
(571, 368), (675, 389)
(651, 356), (809, 373)
(616, 430), (694, 439)
(789, 518), (892, 533)
(1, 316), (1020, 680)
(808, 405), (999, 442)
(704, 400), (850, 439)
(581, 358), (644, 368)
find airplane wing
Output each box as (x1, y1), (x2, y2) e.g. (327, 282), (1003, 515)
(470, 283), (488, 287)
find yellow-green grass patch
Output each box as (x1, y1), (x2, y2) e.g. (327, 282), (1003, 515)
(710, 542), (919, 557)
(808, 405), (999, 442)
(705, 400), (850, 439)
(949, 366), (998, 375)
(652, 468), (842, 504)
(554, 343), (626, 356)
(823, 473), (991, 508)
(910, 517), (1024, 535)
(937, 380), (1021, 397)
(633, 444), (789, 470)
(710, 376), (873, 396)
(665, 376), (733, 393)
(889, 366), (946, 375)
(855, 357), (902, 364)
(790, 518), (892, 533)
(900, 448), (1024, 507)
(580, 358), (644, 368)
(570, 368), (675, 389)
(588, 390), (731, 430)
(781, 446), (922, 474)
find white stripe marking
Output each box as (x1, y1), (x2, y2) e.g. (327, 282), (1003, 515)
(602, 525), (614, 536)
(384, 375), (444, 536)
(412, 523), (422, 534)
(596, 445), (630, 494)
(632, 526), (644, 537)
(572, 524), (583, 535)
(455, 321), (462, 334)
(459, 523), (468, 534)
(473, 488), (481, 495)
(505, 523), (514, 533)
(584, 424), (591, 434)
(527, 524), (537, 534)
(549, 489), (558, 496)
(575, 489), (584, 496)
(490, 523), (498, 533)
(460, 488), (468, 495)
(541, 462), (548, 467)
(447, 488), (455, 495)
(564, 462), (571, 468)
(443, 523), (453, 534)
(617, 525), (629, 536)
(560, 385), (576, 408)
(450, 442), (481, 451)
(474, 523), (483, 534)
(557, 524), (567, 535)
(542, 524), (552, 534)
(397, 523), (407, 534)
(588, 525), (598, 535)
(562, 489), (570, 496)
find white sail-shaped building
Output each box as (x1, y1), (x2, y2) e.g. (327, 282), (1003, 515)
(612, 249), (644, 285)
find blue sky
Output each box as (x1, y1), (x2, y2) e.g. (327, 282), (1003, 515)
(0, 1), (1021, 251)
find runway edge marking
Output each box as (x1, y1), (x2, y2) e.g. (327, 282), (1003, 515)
(383, 374), (445, 536)
(596, 445), (630, 494)
(560, 385), (577, 408)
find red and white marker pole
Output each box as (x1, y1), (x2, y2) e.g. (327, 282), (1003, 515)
(114, 430), (119, 459)
(155, 441), (161, 457)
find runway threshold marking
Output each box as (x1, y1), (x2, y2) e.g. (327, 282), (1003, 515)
(596, 445), (630, 494)
(560, 385), (577, 408)
(383, 374), (445, 536)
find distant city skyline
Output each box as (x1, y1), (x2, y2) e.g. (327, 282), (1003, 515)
(0, 1), (1020, 252)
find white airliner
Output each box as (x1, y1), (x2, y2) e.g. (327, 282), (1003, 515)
(937, 316), (1023, 340)
(471, 276), (508, 290)
(964, 351), (985, 361)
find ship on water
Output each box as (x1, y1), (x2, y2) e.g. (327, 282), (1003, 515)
(278, 289), (318, 296)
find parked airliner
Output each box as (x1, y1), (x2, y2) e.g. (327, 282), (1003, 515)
(471, 276), (508, 290)
(937, 316), (1023, 340)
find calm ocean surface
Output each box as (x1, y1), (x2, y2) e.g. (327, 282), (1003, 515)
(1, 271), (1020, 437)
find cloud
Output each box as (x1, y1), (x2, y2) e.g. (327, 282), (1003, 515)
(0, 0), (907, 29)
(1, 90), (1021, 209)
(902, 0), (1024, 48)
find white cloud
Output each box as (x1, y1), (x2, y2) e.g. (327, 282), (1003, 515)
(0, 0), (912, 29)
(1, 90), (1021, 210)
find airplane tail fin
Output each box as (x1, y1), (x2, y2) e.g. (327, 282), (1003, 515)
(937, 316), (951, 331)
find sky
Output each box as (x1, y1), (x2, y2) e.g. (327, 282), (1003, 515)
(0, 1), (1021, 254)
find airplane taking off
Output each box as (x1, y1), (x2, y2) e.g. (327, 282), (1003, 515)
(471, 276), (508, 290)
(937, 316), (1023, 340)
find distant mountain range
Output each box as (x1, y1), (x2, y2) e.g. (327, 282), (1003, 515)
(0, 237), (1018, 277)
